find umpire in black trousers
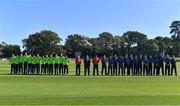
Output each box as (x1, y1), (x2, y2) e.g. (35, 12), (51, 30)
(84, 55), (91, 76)
(101, 55), (107, 75)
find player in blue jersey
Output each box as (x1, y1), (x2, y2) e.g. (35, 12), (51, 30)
(158, 53), (165, 76)
(164, 54), (171, 76)
(124, 55), (129, 76)
(148, 55), (153, 76)
(112, 55), (118, 75)
(171, 55), (177, 76)
(108, 56), (113, 75)
(153, 55), (159, 76)
(118, 56), (124, 75)
(143, 55), (149, 76)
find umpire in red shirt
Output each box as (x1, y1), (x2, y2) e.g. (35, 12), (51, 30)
(75, 56), (82, 75)
(92, 55), (100, 76)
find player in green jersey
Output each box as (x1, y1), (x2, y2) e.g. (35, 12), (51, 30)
(19, 54), (24, 74)
(58, 53), (64, 75)
(54, 54), (59, 75)
(31, 55), (37, 74)
(44, 55), (49, 75)
(27, 54), (32, 74)
(40, 56), (45, 74)
(63, 56), (70, 75)
(9, 54), (16, 74)
(14, 55), (20, 74)
(22, 52), (29, 74)
(48, 54), (54, 75)
(35, 54), (41, 75)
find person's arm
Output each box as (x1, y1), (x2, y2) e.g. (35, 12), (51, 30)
(68, 58), (70, 63)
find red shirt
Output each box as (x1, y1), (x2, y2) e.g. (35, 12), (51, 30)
(92, 57), (99, 64)
(75, 58), (82, 65)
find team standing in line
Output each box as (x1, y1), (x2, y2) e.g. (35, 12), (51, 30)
(76, 54), (177, 76)
(9, 53), (70, 75)
(10, 53), (177, 76)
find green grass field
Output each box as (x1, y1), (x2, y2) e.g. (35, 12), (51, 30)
(0, 60), (180, 105)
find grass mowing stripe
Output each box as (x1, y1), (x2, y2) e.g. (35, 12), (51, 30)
(1, 96), (180, 105)
(1, 94), (180, 99)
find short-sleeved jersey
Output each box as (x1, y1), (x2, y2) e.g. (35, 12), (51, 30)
(143, 58), (149, 65)
(9, 56), (16, 64)
(108, 58), (113, 66)
(171, 59), (176, 67)
(44, 57), (49, 64)
(19, 56), (24, 63)
(48, 57), (54, 64)
(54, 57), (59, 64)
(124, 57), (129, 65)
(40, 57), (45, 64)
(31, 57), (36, 64)
(58, 56), (65, 64)
(63, 58), (70, 65)
(118, 57), (124, 64)
(14, 57), (20, 64)
(22, 55), (29, 62)
(164, 57), (171, 65)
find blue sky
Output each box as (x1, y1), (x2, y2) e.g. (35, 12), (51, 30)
(0, 0), (180, 46)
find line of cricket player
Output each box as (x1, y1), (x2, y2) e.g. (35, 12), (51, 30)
(75, 53), (177, 76)
(9, 52), (177, 76)
(9, 53), (70, 75)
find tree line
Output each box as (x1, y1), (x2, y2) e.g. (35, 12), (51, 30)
(0, 21), (180, 58)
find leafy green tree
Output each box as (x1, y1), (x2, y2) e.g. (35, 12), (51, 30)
(22, 30), (63, 55)
(97, 32), (114, 56)
(1, 42), (21, 58)
(170, 21), (180, 56)
(112, 36), (126, 56)
(142, 39), (159, 51)
(88, 32), (124, 57)
(64, 34), (91, 57)
(88, 38), (101, 56)
(154, 36), (173, 55)
(122, 31), (148, 54)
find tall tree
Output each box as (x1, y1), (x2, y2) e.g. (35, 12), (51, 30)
(22, 30), (63, 55)
(88, 32), (121, 56)
(142, 39), (159, 51)
(154, 36), (173, 54)
(170, 21), (180, 56)
(64, 34), (91, 57)
(112, 36), (126, 55)
(97, 32), (114, 56)
(1, 42), (21, 57)
(122, 31), (148, 54)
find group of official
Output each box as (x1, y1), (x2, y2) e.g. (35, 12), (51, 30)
(9, 53), (70, 75)
(75, 54), (177, 76)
